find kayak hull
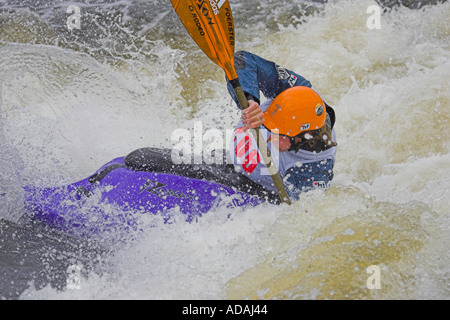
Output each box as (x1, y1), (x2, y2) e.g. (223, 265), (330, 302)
(23, 151), (270, 236)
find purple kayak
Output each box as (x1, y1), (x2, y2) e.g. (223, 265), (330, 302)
(23, 148), (279, 236)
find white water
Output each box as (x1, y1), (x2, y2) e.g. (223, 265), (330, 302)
(0, 0), (448, 299)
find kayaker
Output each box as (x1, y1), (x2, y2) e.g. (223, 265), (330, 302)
(227, 51), (337, 200)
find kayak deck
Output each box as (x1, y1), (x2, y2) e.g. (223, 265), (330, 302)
(23, 148), (279, 236)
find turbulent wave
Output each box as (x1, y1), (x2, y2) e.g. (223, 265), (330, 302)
(0, 0), (448, 299)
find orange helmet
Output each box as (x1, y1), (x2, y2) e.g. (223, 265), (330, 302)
(263, 86), (326, 137)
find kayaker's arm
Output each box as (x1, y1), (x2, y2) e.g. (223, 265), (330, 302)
(226, 51), (312, 108)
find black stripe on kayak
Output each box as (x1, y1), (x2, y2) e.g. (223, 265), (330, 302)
(125, 147), (281, 204)
(88, 163), (128, 184)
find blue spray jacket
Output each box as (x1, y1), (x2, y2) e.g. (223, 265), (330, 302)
(227, 51), (337, 200)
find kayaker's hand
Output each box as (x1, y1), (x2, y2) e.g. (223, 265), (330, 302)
(241, 100), (265, 132)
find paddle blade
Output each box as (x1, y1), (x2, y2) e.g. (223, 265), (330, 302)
(171, 0), (237, 80)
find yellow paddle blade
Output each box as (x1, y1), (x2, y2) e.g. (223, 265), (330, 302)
(170, 0), (237, 81)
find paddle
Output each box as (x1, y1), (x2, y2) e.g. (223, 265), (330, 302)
(170, 0), (291, 205)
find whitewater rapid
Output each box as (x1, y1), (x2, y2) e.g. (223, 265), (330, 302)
(0, 0), (448, 299)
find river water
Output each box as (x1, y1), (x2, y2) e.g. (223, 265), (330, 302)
(0, 0), (449, 300)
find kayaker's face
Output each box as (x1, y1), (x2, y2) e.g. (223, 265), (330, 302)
(268, 133), (291, 152)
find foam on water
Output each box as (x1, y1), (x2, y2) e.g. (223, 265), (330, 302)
(0, 0), (448, 299)
(0, 42), (186, 183)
